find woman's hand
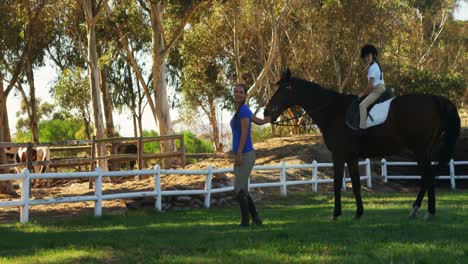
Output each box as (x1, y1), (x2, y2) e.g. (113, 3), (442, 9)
(235, 152), (242, 166)
(252, 115), (271, 125)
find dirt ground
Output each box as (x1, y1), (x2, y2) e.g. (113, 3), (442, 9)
(0, 134), (467, 223)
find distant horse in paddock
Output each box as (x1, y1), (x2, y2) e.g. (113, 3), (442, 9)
(106, 143), (138, 171)
(14, 146), (51, 187)
(264, 70), (460, 220)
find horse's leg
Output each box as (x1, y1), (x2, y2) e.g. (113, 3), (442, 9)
(410, 159), (428, 219)
(332, 155), (345, 220)
(424, 185), (436, 221)
(409, 188), (425, 219)
(410, 159), (436, 219)
(422, 159), (437, 221)
(347, 158), (364, 219)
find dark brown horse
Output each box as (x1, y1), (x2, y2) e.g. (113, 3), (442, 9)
(264, 70), (460, 220)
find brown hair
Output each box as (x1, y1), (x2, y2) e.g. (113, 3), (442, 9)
(234, 84), (248, 120)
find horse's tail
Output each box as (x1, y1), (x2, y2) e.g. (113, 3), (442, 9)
(436, 96), (460, 168)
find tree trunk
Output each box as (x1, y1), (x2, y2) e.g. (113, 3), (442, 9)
(208, 99), (221, 152)
(100, 64), (115, 139)
(83, 0), (108, 171)
(132, 114), (138, 137)
(233, 0), (242, 83)
(1, 74), (12, 142)
(0, 73), (17, 196)
(138, 114), (143, 139)
(25, 58), (39, 143)
(150, 2), (176, 168)
(2, 94), (11, 142)
(100, 61), (118, 171)
(82, 110), (92, 140)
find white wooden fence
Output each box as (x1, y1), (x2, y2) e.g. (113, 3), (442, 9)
(1, 158), (467, 223)
(381, 159), (468, 189)
(0, 159), (372, 223)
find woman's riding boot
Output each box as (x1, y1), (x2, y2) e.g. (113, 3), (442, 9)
(237, 191), (250, 227)
(247, 194), (263, 225)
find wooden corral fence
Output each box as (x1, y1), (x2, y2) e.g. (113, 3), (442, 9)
(0, 134), (186, 188)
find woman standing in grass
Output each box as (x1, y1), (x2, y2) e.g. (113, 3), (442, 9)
(231, 84), (271, 227)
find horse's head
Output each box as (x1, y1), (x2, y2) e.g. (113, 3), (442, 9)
(263, 69), (298, 122)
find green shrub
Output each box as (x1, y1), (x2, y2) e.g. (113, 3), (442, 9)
(394, 68), (466, 107)
(138, 130), (214, 154)
(13, 118), (89, 142)
(142, 130), (161, 153)
(180, 131), (214, 153)
(251, 125), (272, 142)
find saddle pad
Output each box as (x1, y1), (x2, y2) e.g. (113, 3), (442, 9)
(367, 98), (395, 128)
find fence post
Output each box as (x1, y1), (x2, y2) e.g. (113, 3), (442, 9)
(312, 160), (318, 192)
(342, 163), (346, 191)
(204, 166), (213, 208)
(366, 158), (372, 188)
(280, 161), (287, 196)
(381, 159), (387, 183)
(94, 167), (102, 217)
(89, 136), (96, 189)
(20, 168), (30, 224)
(137, 137), (144, 180)
(449, 159), (456, 190)
(180, 135), (186, 167)
(155, 165), (162, 211)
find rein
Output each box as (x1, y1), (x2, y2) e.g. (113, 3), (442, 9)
(273, 113), (308, 126)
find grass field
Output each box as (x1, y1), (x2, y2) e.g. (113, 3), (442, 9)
(0, 191), (467, 263)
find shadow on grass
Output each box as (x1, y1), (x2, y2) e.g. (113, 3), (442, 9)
(0, 192), (467, 263)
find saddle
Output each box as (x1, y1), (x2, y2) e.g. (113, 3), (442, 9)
(345, 88), (395, 130)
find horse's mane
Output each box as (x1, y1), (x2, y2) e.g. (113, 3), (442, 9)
(292, 76), (345, 98)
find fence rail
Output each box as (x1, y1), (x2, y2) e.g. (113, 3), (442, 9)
(381, 159), (468, 189)
(0, 158), (467, 223)
(0, 134), (186, 175)
(0, 159), (371, 223)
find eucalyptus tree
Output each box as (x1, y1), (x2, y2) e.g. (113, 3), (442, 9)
(106, 0), (152, 138)
(177, 3), (232, 151)
(142, 0), (210, 156)
(0, 0), (54, 194)
(79, 0), (109, 170)
(53, 67), (92, 139)
(0, 1), (22, 194)
(15, 99), (54, 137)
(18, 1), (56, 143)
(47, 0), (117, 140)
(169, 0), (290, 146)
(110, 55), (151, 138)
(0, 0), (54, 143)
(110, 0), (211, 167)
(0, 0), (24, 144)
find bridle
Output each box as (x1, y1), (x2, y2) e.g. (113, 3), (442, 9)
(268, 80), (333, 126)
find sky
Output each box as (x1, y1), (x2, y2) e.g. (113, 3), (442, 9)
(5, 1), (468, 138)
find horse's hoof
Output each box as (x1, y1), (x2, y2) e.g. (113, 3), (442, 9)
(424, 212), (435, 222)
(408, 206), (419, 219)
